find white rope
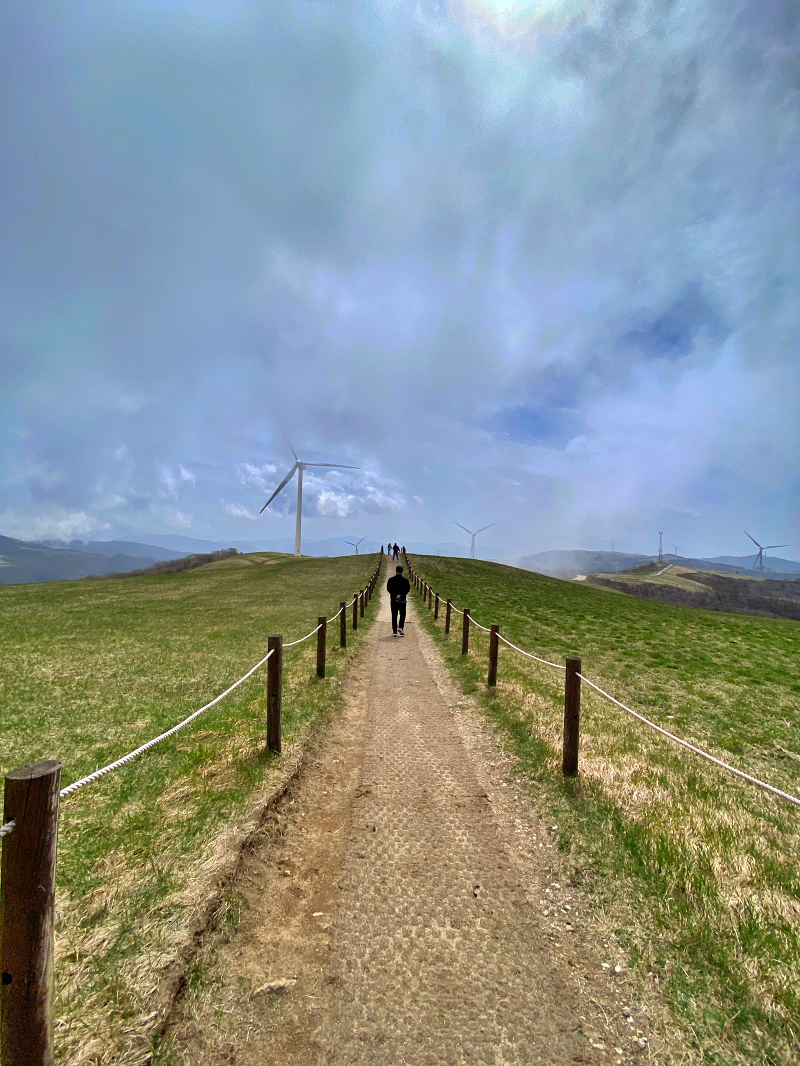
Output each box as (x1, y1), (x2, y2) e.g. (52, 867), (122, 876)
(0, 820), (16, 839)
(578, 674), (800, 808)
(470, 617), (492, 633)
(497, 633), (566, 670)
(450, 604), (464, 615)
(60, 648), (276, 798)
(283, 623), (323, 648)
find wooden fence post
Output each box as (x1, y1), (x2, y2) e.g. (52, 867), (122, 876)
(1, 759), (62, 1066)
(352, 594), (358, 630)
(434, 592), (439, 619)
(267, 635), (283, 753)
(562, 657), (581, 776)
(340, 602), (347, 648)
(461, 608), (470, 655)
(487, 624), (500, 687)
(445, 599), (452, 634)
(427, 586), (432, 610)
(316, 616), (327, 678)
(360, 589), (365, 618)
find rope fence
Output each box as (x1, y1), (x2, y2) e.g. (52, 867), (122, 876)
(577, 674), (800, 808)
(403, 552), (800, 809)
(1, 556), (383, 1065)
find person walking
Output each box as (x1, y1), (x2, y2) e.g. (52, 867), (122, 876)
(392, 542), (400, 561)
(387, 564), (410, 636)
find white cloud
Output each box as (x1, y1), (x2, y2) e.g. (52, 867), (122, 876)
(236, 462), (279, 493)
(316, 489), (354, 518)
(0, 510), (110, 541)
(163, 509), (193, 529)
(158, 465), (179, 494)
(179, 465), (196, 484)
(223, 501), (259, 520)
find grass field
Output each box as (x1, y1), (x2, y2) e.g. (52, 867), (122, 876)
(409, 555), (800, 1066)
(0, 552), (380, 1066)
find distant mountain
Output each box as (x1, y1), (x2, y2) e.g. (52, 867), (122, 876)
(513, 549), (799, 582)
(106, 532), (430, 558)
(514, 550), (650, 578)
(39, 539), (187, 562)
(705, 554), (800, 573)
(0, 536), (176, 585)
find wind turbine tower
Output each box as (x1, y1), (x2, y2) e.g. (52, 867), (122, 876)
(454, 521), (495, 560)
(259, 437), (359, 556)
(658, 532), (664, 564)
(744, 531), (789, 572)
(344, 536), (366, 555)
(673, 544), (682, 558)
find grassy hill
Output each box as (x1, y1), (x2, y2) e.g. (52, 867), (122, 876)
(408, 554), (800, 1066)
(588, 564), (800, 621)
(0, 552), (380, 1065)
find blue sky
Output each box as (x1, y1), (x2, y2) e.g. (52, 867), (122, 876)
(2, 0), (798, 559)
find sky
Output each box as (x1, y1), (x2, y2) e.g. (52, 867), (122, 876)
(1, 0), (798, 560)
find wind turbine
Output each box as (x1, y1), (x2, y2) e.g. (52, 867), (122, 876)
(259, 437), (359, 557)
(454, 521), (494, 560)
(673, 544), (683, 557)
(344, 536), (366, 555)
(744, 531), (789, 572)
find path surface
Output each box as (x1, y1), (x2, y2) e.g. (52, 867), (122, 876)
(168, 587), (646, 1065)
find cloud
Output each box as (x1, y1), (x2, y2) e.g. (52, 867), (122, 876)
(158, 466), (179, 494)
(317, 489), (353, 518)
(236, 463), (280, 493)
(223, 501), (259, 521)
(0, 510), (110, 542)
(0, 0), (797, 557)
(162, 509), (193, 529)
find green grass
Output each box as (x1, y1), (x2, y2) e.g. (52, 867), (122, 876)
(408, 555), (800, 1066)
(0, 552), (380, 1066)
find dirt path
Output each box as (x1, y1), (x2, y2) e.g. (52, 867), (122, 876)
(166, 588), (648, 1065)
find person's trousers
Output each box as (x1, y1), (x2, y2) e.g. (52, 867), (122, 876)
(391, 599), (406, 633)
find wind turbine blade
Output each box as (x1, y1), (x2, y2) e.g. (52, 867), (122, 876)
(475, 523), (495, 535)
(764, 544), (789, 550)
(744, 531), (762, 549)
(454, 521), (473, 535)
(278, 422), (298, 461)
(259, 463), (298, 513)
(302, 463), (360, 469)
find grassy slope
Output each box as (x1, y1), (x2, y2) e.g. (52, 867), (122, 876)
(0, 552), (379, 1065)
(409, 555), (800, 1066)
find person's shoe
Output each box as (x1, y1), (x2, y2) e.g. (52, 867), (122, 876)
(398, 628), (404, 635)
(392, 631), (397, 637)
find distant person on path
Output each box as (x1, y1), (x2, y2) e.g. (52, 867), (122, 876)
(392, 542), (400, 560)
(387, 565), (410, 636)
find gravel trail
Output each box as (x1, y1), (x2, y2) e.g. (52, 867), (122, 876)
(166, 586), (644, 1065)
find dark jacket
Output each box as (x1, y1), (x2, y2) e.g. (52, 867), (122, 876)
(387, 574), (410, 601)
